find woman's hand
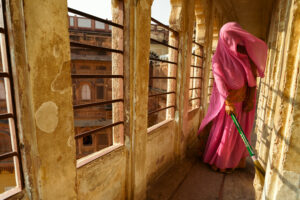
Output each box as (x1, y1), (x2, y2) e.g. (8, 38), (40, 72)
(225, 104), (235, 115)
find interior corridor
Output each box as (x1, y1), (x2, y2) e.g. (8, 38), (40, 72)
(148, 151), (255, 200)
(0, 0), (299, 200)
(148, 131), (258, 200)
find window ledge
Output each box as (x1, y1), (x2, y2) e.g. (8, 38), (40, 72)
(147, 119), (174, 134)
(0, 186), (22, 200)
(188, 107), (200, 113)
(77, 144), (123, 168)
(188, 106), (203, 113)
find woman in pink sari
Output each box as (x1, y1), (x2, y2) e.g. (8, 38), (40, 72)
(198, 22), (268, 172)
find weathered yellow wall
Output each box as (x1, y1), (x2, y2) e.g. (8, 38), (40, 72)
(187, 109), (201, 146)
(4, 0), (300, 200)
(6, 0), (209, 198)
(146, 121), (175, 183)
(77, 148), (126, 200)
(126, 0), (152, 199)
(6, 0), (77, 199)
(254, 0), (300, 199)
(23, 0), (77, 198)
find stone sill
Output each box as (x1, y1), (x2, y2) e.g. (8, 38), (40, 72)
(188, 107), (200, 114)
(76, 144), (124, 168)
(0, 186), (22, 200)
(147, 119), (174, 135)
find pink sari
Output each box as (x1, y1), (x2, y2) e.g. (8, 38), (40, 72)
(198, 22), (268, 169)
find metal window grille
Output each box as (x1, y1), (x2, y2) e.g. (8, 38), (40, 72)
(0, 0), (23, 198)
(189, 41), (204, 110)
(148, 18), (179, 128)
(68, 7), (124, 159)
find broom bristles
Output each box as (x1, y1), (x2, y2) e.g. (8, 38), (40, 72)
(253, 160), (265, 185)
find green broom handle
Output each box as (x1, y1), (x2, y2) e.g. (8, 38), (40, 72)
(230, 113), (255, 157)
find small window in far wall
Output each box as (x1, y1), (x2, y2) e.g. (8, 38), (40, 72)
(96, 78), (104, 83)
(78, 18), (92, 28)
(95, 21), (105, 29)
(81, 84), (91, 100)
(83, 135), (93, 146)
(69, 17), (74, 26)
(96, 66), (106, 70)
(72, 84), (76, 101)
(80, 65), (90, 70)
(96, 86), (104, 99)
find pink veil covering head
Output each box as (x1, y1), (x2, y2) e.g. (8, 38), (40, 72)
(198, 22), (268, 134)
(215, 22), (268, 79)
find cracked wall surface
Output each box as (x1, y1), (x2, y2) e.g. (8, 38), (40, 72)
(3, 0), (300, 199)
(254, 0), (300, 199)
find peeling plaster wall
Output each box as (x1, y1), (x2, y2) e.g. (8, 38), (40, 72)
(187, 109), (201, 145)
(7, 0), (77, 199)
(128, 0), (152, 199)
(21, 0), (77, 199)
(254, 0), (300, 199)
(6, 0), (300, 199)
(146, 121), (175, 183)
(77, 148), (126, 200)
(169, 0), (196, 161)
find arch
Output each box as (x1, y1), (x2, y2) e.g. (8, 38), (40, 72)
(81, 84), (91, 100)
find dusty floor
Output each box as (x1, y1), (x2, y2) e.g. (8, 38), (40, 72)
(147, 151), (255, 200)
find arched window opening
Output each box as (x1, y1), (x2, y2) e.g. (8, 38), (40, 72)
(148, 0), (177, 128)
(207, 10), (221, 103)
(83, 135), (93, 146)
(188, 4), (206, 111)
(81, 84), (91, 100)
(68, 0), (124, 162)
(188, 38), (204, 111)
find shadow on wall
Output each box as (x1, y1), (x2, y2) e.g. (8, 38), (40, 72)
(264, 161), (300, 200)
(256, 81), (300, 155)
(256, 114), (300, 160)
(260, 82), (300, 105)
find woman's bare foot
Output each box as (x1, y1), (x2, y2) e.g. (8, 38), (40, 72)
(211, 165), (218, 171)
(219, 168), (226, 173)
(237, 157), (246, 168)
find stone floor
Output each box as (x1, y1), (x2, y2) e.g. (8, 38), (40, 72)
(147, 153), (255, 200)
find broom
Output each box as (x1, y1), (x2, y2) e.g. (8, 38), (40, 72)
(230, 113), (265, 182)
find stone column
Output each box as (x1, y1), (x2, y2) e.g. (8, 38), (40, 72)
(169, 0), (195, 160)
(124, 0), (152, 199)
(166, 31), (178, 120)
(8, 0), (77, 199)
(195, 2), (206, 116)
(201, 0), (214, 113)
